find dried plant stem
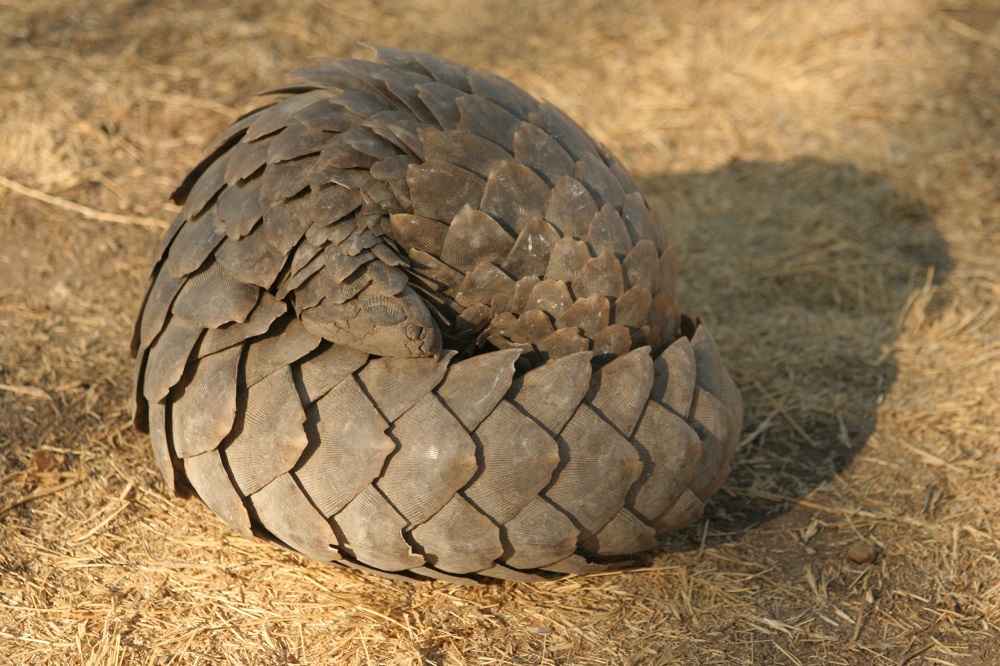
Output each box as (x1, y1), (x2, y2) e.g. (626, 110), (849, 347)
(0, 175), (168, 229)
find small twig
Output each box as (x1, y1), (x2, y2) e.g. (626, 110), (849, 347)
(945, 17), (1000, 52)
(0, 382), (52, 401)
(752, 381), (821, 448)
(0, 175), (168, 229)
(697, 517), (710, 561)
(0, 478), (83, 516)
(898, 642), (934, 665)
(736, 410), (777, 450)
(145, 90), (239, 117)
(73, 480), (136, 542)
(851, 594), (869, 641)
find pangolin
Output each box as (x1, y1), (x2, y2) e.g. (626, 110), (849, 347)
(131, 46), (742, 583)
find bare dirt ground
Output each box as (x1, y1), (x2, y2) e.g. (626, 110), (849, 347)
(1, 1), (998, 664)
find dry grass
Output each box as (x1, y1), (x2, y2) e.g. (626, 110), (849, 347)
(1, 0), (998, 663)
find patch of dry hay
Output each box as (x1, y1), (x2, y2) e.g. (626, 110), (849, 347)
(1, 1), (998, 663)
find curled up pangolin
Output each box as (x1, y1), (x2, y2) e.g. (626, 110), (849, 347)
(131, 46), (743, 583)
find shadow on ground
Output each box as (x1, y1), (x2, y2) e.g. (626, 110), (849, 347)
(642, 156), (951, 549)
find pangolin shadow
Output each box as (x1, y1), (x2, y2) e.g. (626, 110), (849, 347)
(639, 156), (951, 552)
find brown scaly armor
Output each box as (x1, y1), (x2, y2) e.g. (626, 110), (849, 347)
(131, 47), (743, 583)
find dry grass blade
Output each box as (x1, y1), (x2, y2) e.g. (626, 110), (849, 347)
(945, 17), (1000, 51)
(0, 175), (169, 229)
(0, 382), (53, 401)
(0, 479), (83, 517)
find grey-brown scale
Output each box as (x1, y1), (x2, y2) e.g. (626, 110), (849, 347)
(131, 46), (743, 583)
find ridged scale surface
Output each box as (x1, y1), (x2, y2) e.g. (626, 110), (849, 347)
(131, 47), (743, 583)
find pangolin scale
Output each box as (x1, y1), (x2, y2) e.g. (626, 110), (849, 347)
(131, 46), (743, 583)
